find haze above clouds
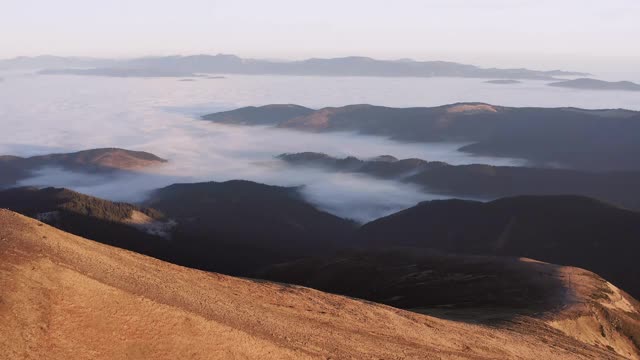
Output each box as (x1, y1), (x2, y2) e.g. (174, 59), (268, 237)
(2, 0), (640, 221)
(2, 0), (640, 74)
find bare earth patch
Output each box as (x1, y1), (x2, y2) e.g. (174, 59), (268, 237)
(447, 104), (498, 114)
(123, 210), (176, 239)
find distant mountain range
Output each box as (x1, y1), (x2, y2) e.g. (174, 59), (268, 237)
(0, 148), (167, 188)
(41, 67), (197, 77)
(0, 55), (114, 70)
(278, 152), (640, 210)
(204, 103), (640, 171)
(0, 54), (589, 79)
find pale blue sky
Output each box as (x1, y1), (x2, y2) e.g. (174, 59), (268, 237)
(2, 0), (639, 70)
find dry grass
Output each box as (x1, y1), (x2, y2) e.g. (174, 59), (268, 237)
(547, 266), (640, 359)
(0, 209), (631, 359)
(446, 104), (498, 114)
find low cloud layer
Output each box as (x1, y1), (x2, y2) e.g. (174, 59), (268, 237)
(3, 73), (633, 221)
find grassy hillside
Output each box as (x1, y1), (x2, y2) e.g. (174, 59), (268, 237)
(357, 195), (640, 299)
(1, 209), (633, 359)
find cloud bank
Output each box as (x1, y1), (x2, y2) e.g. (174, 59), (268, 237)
(3, 73), (635, 221)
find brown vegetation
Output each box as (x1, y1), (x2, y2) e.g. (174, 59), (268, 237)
(0, 148), (167, 188)
(0, 209), (632, 359)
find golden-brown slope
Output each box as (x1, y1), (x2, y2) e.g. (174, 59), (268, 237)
(546, 263), (640, 359)
(0, 209), (628, 359)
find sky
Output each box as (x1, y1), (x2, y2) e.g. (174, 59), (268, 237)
(2, 0), (640, 71)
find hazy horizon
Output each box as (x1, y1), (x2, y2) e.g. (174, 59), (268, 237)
(1, 1), (640, 219)
(3, 2), (640, 357)
(3, 1), (640, 76)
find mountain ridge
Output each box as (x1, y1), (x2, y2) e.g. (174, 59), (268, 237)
(277, 151), (640, 210)
(356, 195), (640, 299)
(17, 53), (590, 79)
(204, 103), (640, 171)
(1, 209), (635, 359)
(0, 181), (354, 277)
(0, 148), (167, 188)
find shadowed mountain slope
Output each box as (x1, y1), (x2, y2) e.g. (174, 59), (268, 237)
(278, 152), (640, 210)
(0, 187), (173, 256)
(205, 103), (640, 171)
(144, 180), (355, 274)
(357, 195), (640, 299)
(262, 249), (640, 359)
(262, 249), (569, 314)
(0, 209), (634, 359)
(0, 182), (354, 277)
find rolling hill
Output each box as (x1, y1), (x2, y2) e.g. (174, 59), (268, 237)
(205, 103), (640, 171)
(261, 249), (640, 359)
(0, 148), (167, 188)
(0, 187), (173, 255)
(357, 195), (640, 299)
(144, 180), (356, 274)
(0, 182), (354, 277)
(4, 183), (640, 301)
(1, 209), (636, 359)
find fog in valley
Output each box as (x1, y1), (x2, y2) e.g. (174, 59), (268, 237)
(1, 72), (639, 221)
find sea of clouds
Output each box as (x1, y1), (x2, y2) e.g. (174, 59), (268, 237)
(1, 72), (638, 221)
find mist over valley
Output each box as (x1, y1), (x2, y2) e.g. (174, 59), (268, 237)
(2, 72), (639, 221)
(4, 1), (640, 357)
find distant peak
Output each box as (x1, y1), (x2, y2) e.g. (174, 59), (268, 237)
(446, 103), (498, 114)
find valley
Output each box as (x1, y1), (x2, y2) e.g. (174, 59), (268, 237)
(3, 1), (640, 358)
